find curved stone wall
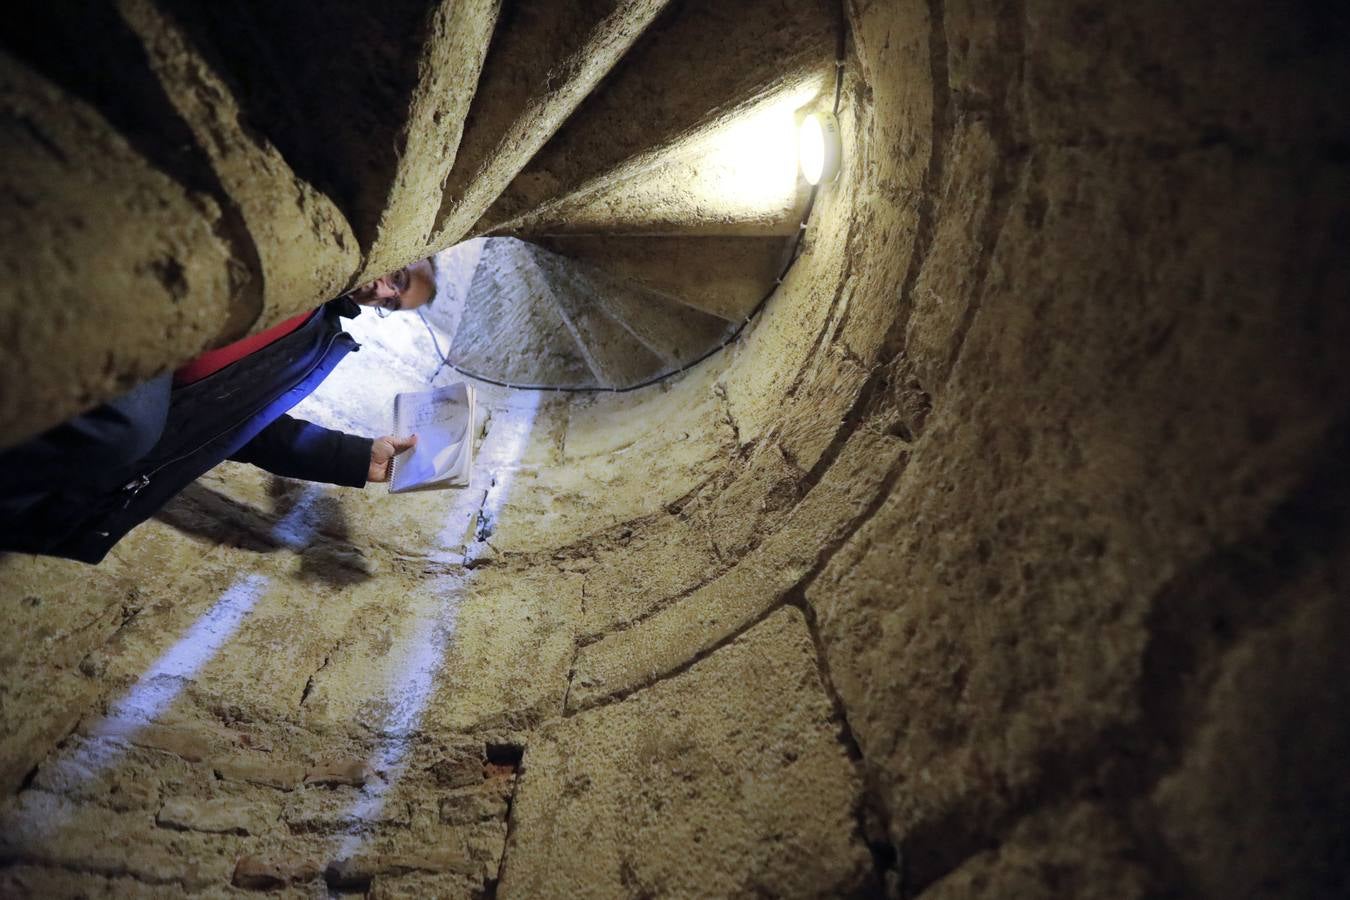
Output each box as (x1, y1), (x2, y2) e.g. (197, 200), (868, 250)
(1, 0), (1347, 896)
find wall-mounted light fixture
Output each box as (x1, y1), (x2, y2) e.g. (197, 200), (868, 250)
(799, 110), (841, 185)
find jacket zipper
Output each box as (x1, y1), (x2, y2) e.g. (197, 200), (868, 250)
(120, 329), (352, 506)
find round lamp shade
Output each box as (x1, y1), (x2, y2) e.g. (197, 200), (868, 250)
(799, 111), (841, 185)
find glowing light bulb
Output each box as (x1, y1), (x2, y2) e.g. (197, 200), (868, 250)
(799, 111), (841, 185)
(701, 95), (804, 212)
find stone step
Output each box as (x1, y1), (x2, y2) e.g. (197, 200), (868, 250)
(429, 0), (673, 252)
(535, 235), (789, 322)
(524, 246), (668, 389)
(545, 256), (734, 368)
(124, 1), (439, 263)
(449, 239), (593, 388)
(474, 0), (836, 235)
(496, 141), (814, 238)
(121, 0), (360, 323)
(353, 0), (502, 282)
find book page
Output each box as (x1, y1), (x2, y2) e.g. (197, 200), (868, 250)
(391, 383), (473, 492)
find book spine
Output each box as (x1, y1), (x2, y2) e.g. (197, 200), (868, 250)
(388, 394), (401, 488)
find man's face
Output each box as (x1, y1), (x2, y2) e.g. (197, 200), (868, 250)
(348, 259), (435, 313)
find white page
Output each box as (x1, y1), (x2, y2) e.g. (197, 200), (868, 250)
(390, 383), (474, 492)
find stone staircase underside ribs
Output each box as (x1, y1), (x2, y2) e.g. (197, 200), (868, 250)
(0, 0), (831, 435)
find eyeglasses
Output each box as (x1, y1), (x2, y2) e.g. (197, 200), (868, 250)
(372, 268), (413, 317)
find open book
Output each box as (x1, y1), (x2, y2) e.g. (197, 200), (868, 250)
(389, 383), (476, 493)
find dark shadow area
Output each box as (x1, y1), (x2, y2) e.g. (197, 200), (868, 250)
(3, 2), (222, 197)
(3, 3), (266, 340)
(155, 478), (373, 587)
(898, 421), (1350, 898)
(153, 0), (434, 247)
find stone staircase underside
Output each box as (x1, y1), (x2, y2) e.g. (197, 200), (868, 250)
(1, 0), (835, 439)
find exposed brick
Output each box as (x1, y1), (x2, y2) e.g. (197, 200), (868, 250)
(233, 854), (323, 890)
(80, 720), (214, 763)
(304, 758), (372, 787)
(215, 756), (305, 791)
(157, 796), (266, 835)
(325, 849), (477, 888)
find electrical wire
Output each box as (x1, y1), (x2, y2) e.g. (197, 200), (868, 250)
(418, 307), (453, 383)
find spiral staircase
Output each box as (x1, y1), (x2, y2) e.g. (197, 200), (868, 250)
(430, 0), (838, 390)
(424, 0), (838, 390)
(0, 0), (843, 437)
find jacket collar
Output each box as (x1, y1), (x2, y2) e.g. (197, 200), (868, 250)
(326, 295), (363, 319)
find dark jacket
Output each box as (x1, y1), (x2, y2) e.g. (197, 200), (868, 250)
(0, 297), (370, 564)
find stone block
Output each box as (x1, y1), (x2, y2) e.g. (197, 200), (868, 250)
(283, 791), (411, 835)
(707, 440), (804, 561)
(1, 864), (157, 898)
(0, 791), (231, 890)
(157, 796), (267, 835)
(298, 568), (579, 736)
(416, 740), (487, 791)
(30, 738), (167, 812)
(439, 786), (509, 826)
(232, 854), (323, 890)
(500, 607), (873, 897)
(304, 758), (372, 787)
(215, 756), (305, 791)
(326, 848), (477, 888)
(80, 719), (214, 763)
(570, 427), (907, 708)
(579, 504), (724, 634)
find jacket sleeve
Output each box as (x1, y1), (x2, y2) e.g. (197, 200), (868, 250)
(229, 415), (371, 487)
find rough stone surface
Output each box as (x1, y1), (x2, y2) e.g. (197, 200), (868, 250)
(214, 756), (305, 791)
(157, 795), (267, 835)
(1, 1), (1347, 898)
(526, 244), (667, 388)
(432, 0), (672, 249)
(450, 237), (592, 387)
(148, 0), (441, 255)
(0, 790), (236, 890)
(444, 234), (750, 391)
(570, 427), (906, 708)
(500, 607), (874, 897)
(505, 140), (812, 238)
(481, 0), (836, 232)
(439, 783), (509, 826)
(353, 0), (501, 282)
(571, 262), (733, 366)
(232, 853), (323, 890)
(303, 759), (372, 788)
(122, 0), (360, 327)
(0, 53), (237, 443)
(918, 803), (1150, 900)
(538, 235), (788, 321)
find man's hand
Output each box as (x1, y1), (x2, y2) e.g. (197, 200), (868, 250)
(368, 434), (417, 483)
